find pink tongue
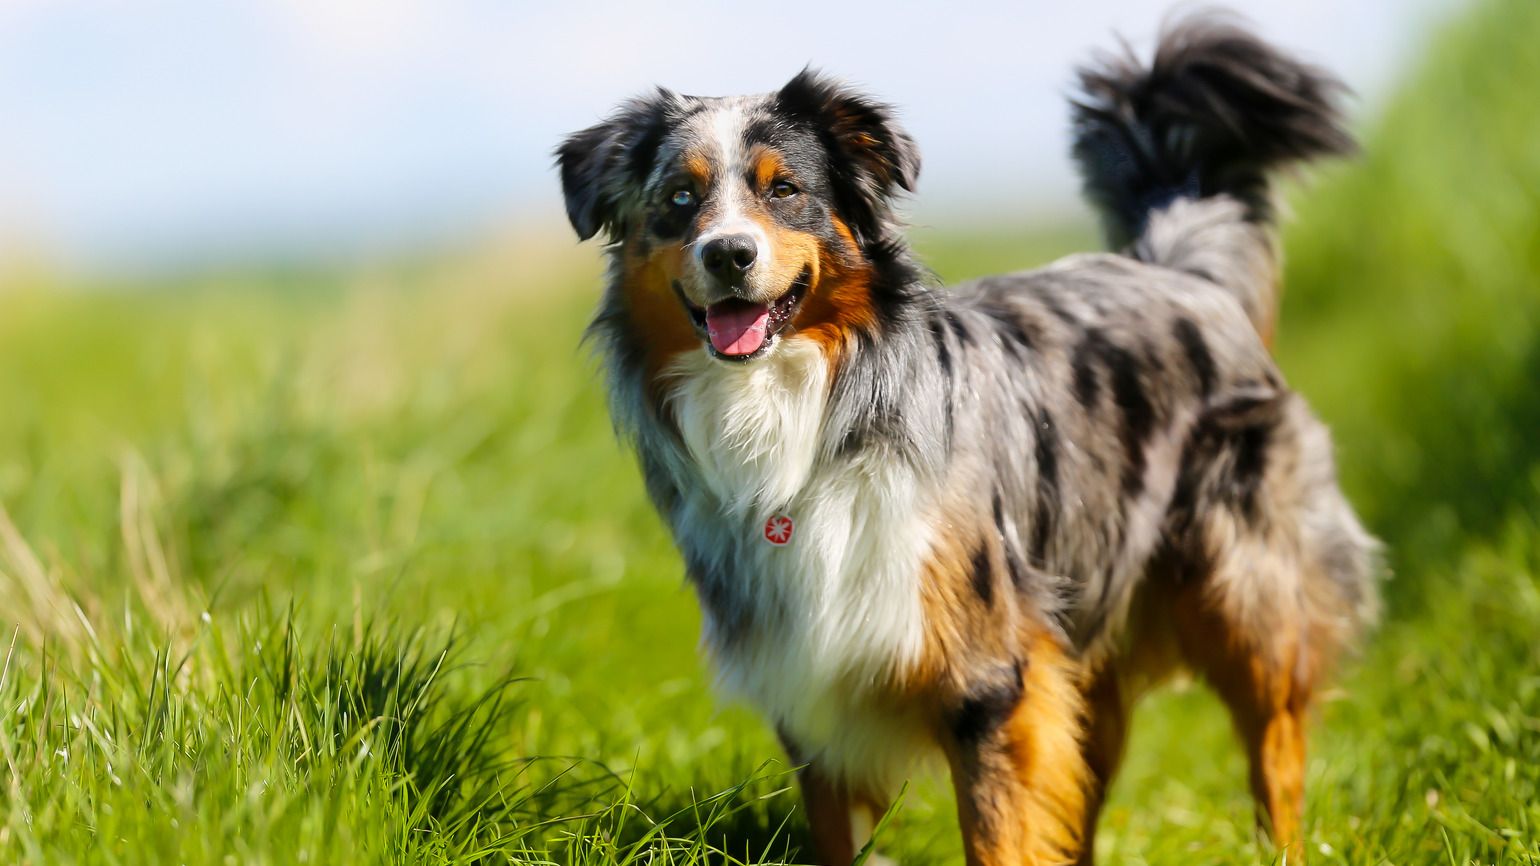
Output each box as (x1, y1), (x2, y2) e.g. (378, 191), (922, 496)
(705, 301), (770, 356)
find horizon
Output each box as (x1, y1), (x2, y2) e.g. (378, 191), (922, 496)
(0, 0), (1463, 275)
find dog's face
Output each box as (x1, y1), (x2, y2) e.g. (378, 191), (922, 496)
(558, 71), (919, 363)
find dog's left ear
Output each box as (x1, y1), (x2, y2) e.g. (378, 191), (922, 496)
(775, 68), (920, 244)
(556, 88), (678, 242)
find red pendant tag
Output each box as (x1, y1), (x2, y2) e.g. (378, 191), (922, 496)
(763, 514), (794, 546)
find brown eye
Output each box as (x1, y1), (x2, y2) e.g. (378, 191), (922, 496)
(770, 180), (798, 199)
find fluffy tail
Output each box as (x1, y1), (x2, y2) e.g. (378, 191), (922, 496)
(1070, 12), (1354, 341)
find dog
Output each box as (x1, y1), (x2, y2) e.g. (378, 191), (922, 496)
(557, 14), (1379, 865)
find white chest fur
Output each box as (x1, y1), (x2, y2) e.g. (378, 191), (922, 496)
(663, 337), (937, 790)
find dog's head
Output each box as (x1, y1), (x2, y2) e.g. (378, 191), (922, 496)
(557, 70), (919, 363)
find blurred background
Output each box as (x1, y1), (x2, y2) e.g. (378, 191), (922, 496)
(2, 1), (1538, 864)
(0, 0), (1460, 274)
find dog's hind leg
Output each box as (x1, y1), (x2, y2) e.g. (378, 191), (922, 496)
(1173, 587), (1310, 853)
(1165, 391), (1378, 857)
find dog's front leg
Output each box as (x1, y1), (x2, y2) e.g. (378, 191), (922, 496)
(942, 650), (1088, 866)
(794, 758), (857, 865)
(781, 734), (889, 866)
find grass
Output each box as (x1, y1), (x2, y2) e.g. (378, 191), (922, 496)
(1, 0), (1538, 862)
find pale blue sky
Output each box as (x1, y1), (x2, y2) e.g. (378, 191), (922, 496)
(0, 0), (1462, 272)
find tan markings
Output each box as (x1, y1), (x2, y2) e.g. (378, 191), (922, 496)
(908, 526), (1001, 692)
(720, 188), (878, 368)
(1257, 293), (1278, 349)
(1172, 580), (1311, 859)
(619, 240), (700, 387)
(756, 218), (822, 300)
(900, 507), (1088, 865)
(906, 497), (1049, 697)
(683, 152), (712, 187)
(677, 139), (881, 374)
(1073, 662), (1129, 866)
(792, 217), (877, 365)
(943, 628), (1089, 866)
(749, 145), (789, 192)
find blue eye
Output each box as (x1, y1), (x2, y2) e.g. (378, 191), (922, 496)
(670, 189), (695, 207)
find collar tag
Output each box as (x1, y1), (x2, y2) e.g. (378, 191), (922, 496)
(763, 514), (794, 546)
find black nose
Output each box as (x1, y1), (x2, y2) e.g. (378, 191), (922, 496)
(700, 234), (758, 283)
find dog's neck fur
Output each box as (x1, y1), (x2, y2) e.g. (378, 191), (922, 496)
(663, 337), (831, 516)
(588, 243), (951, 786)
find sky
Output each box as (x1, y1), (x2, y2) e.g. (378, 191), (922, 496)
(0, 0), (1464, 272)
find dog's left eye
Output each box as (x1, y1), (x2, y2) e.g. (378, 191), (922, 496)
(670, 189), (695, 207)
(769, 181), (799, 199)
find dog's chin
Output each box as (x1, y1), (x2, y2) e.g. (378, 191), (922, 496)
(674, 269), (810, 364)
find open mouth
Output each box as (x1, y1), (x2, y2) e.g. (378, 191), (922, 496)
(674, 267), (810, 362)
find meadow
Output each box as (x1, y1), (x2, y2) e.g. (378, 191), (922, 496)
(1, 0), (1537, 863)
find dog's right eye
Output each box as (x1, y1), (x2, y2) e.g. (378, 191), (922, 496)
(670, 189), (695, 207)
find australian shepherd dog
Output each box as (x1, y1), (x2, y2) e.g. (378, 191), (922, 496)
(557, 14), (1379, 865)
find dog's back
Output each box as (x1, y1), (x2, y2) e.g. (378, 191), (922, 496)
(928, 16), (1377, 665)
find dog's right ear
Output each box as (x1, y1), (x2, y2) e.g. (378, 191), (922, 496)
(775, 69), (920, 246)
(556, 89), (678, 242)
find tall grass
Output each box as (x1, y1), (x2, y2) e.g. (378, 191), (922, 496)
(1278, 0), (1540, 587)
